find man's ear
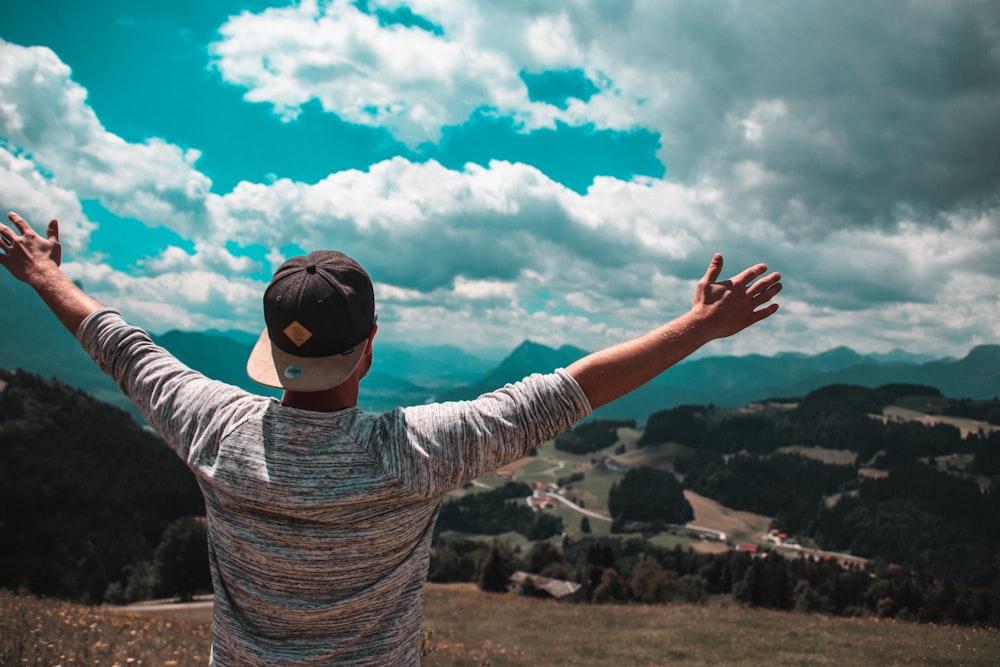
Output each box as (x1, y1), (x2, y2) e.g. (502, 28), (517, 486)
(364, 323), (377, 360)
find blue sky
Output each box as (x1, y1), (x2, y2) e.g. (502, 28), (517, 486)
(1, 0), (998, 358)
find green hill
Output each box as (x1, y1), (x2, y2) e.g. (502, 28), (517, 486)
(0, 368), (204, 603)
(3, 366), (999, 627)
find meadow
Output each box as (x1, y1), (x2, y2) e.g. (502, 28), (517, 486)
(3, 585), (999, 666)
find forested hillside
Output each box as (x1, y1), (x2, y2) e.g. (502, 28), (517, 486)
(429, 383), (1000, 625)
(0, 368), (205, 603)
(3, 367), (999, 626)
(657, 385), (1000, 588)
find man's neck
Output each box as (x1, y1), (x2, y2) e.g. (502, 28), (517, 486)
(280, 386), (358, 412)
(279, 342), (371, 412)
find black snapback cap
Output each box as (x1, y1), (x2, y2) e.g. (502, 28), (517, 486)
(247, 250), (375, 391)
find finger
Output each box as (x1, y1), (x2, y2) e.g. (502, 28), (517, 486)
(749, 271), (782, 295)
(751, 302), (780, 322)
(753, 280), (783, 303)
(48, 219), (63, 266)
(7, 212), (31, 235)
(731, 263), (769, 288)
(700, 253), (724, 285)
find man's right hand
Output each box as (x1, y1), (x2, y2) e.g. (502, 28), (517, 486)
(0, 211), (103, 335)
(0, 212), (63, 284)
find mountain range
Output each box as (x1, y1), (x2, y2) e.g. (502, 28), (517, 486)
(2, 278), (997, 424)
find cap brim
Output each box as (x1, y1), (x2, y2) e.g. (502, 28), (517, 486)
(246, 328), (368, 391)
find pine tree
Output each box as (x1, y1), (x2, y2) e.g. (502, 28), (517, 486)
(478, 543), (510, 593)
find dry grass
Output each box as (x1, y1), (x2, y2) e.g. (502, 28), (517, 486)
(0, 590), (210, 666)
(616, 442), (693, 470)
(880, 406), (998, 438)
(683, 490), (772, 544)
(775, 445), (859, 466)
(5, 585), (1000, 667)
(421, 584), (1000, 667)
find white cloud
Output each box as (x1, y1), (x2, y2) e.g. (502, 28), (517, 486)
(64, 259), (264, 331)
(209, 0), (1000, 237)
(2, 13), (999, 361)
(211, 1), (529, 145)
(137, 242), (259, 277)
(451, 276), (517, 301)
(0, 40), (212, 236)
(209, 0), (660, 145)
(0, 147), (95, 256)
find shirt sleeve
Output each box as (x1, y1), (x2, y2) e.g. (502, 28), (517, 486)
(366, 370), (593, 497)
(76, 308), (263, 465)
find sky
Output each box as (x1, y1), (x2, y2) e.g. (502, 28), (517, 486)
(1, 0), (998, 359)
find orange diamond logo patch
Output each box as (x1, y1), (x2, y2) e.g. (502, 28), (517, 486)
(283, 321), (314, 347)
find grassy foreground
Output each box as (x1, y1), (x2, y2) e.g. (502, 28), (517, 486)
(3, 585), (998, 666)
(421, 585), (1000, 666)
(0, 589), (210, 666)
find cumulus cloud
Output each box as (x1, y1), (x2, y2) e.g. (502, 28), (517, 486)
(64, 259), (264, 332)
(209, 0), (659, 145)
(564, 0), (1000, 233)
(0, 40), (212, 236)
(2, 7), (999, 358)
(211, 0), (1000, 236)
(211, 1), (526, 145)
(0, 147), (95, 256)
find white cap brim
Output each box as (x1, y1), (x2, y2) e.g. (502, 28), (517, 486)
(246, 328), (368, 391)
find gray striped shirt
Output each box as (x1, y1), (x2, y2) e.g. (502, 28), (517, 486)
(78, 309), (591, 665)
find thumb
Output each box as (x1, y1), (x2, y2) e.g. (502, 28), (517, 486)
(700, 253), (723, 285)
(47, 219), (63, 266)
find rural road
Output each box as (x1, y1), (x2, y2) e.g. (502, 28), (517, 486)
(110, 598), (214, 623)
(547, 493), (612, 521)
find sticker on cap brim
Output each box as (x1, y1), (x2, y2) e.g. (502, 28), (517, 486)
(283, 365), (304, 380)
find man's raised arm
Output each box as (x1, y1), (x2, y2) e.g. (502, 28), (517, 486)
(566, 254), (782, 410)
(0, 212), (104, 335)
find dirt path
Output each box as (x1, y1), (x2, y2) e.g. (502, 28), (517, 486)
(109, 599), (213, 623)
(548, 493), (612, 521)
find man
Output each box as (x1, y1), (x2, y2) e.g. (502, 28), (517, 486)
(0, 211), (781, 665)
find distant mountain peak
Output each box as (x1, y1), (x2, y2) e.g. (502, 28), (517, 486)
(499, 340), (588, 370)
(965, 344), (1000, 362)
(510, 339), (550, 354)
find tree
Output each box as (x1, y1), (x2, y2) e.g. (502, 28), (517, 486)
(630, 557), (678, 603)
(526, 513), (563, 541)
(592, 568), (627, 603)
(793, 578), (823, 613)
(525, 541), (563, 575)
(428, 539), (477, 582)
(734, 561), (763, 606)
(477, 542), (512, 593)
(154, 517), (210, 602)
(122, 560), (159, 603)
(554, 419), (635, 454)
(608, 467), (693, 526)
(638, 405), (709, 448)
(676, 574), (708, 603)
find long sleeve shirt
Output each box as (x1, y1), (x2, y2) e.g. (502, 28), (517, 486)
(77, 309), (591, 665)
